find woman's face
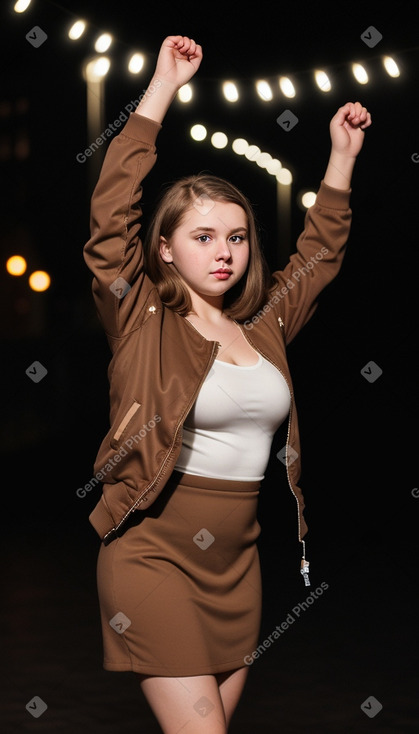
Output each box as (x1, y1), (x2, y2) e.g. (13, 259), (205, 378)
(159, 198), (250, 305)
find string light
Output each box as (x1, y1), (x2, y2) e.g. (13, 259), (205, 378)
(211, 132), (228, 149)
(279, 76), (296, 98)
(256, 80), (273, 101)
(299, 190), (317, 209)
(222, 81), (239, 102)
(190, 124), (207, 141)
(84, 56), (111, 82)
(178, 84), (193, 103)
(277, 168), (293, 185)
(6, 255), (27, 276)
(245, 144), (261, 161)
(13, 0), (31, 12)
(193, 128), (292, 185)
(352, 62), (369, 84)
(128, 53), (145, 74)
(68, 20), (86, 40)
(314, 70), (332, 92)
(95, 33), (113, 53)
(383, 56), (400, 77)
(231, 138), (249, 155)
(29, 271), (51, 292)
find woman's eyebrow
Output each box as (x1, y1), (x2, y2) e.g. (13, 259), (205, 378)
(189, 226), (248, 234)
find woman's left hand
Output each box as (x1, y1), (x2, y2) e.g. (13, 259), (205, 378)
(330, 102), (372, 158)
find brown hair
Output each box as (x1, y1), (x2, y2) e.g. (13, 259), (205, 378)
(144, 173), (274, 322)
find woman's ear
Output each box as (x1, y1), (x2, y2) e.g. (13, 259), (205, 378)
(159, 236), (173, 263)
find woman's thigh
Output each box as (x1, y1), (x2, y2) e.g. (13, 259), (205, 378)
(139, 673), (228, 734)
(216, 667), (249, 728)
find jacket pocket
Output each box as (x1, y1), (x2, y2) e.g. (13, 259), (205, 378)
(111, 399), (142, 447)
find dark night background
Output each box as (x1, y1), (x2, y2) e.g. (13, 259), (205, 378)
(0, 1), (418, 732)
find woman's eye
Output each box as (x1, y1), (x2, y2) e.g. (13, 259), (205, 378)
(197, 234), (211, 243)
(230, 235), (245, 243)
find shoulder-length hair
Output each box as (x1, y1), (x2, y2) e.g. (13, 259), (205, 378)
(144, 173), (274, 322)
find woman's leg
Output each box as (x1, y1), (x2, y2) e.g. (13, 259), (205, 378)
(216, 667), (249, 728)
(139, 674), (228, 734)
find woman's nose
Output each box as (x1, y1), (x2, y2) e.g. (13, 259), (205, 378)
(215, 240), (232, 259)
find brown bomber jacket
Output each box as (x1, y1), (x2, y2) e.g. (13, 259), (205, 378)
(83, 112), (352, 570)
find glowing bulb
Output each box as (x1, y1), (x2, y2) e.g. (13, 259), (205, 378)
(223, 81), (239, 102)
(245, 145), (260, 162)
(178, 84), (193, 102)
(266, 158), (282, 175)
(211, 132), (228, 149)
(190, 124), (207, 141)
(232, 138), (249, 155)
(68, 20), (86, 40)
(84, 57), (111, 81)
(352, 63), (369, 84)
(255, 152), (272, 168)
(383, 56), (400, 77)
(276, 168), (292, 185)
(14, 0), (31, 12)
(29, 271), (51, 292)
(314, 70), (331, 92)
(128, 53), (145, 74)
(256, 80), (273, 101)
(95, 33), (112, 53)
(6, 255), (27, 276)
(279, 77), (296, 98)
(301, 191), (317, 208)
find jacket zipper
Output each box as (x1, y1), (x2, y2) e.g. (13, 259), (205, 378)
(106, 338), (221, 537)
(236, 321), (310, 584)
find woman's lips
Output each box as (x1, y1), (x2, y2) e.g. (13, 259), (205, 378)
(211, 271), (232, 280)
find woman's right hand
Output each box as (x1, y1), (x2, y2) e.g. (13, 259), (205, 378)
(153, 35), (203, 90)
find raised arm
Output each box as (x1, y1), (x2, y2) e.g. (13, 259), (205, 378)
(83, 36), (202, 341)
(268, 101), (372, 344)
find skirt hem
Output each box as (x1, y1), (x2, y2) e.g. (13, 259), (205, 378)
(103, 658), (250, 676)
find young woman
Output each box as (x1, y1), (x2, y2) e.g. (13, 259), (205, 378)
(83, 35), (371, 734)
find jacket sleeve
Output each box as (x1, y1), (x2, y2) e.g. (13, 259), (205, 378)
(270, 180), (352, 345)
(83, 113), (162, 339)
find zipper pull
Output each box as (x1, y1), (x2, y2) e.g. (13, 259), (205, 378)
(300, 558), (310, 586)
(300, 542), (310, 585)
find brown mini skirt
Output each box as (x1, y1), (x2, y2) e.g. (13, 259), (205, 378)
(96, 470), (262, 677)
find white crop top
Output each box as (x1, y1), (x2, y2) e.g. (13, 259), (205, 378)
(175, 353), (291, 481)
